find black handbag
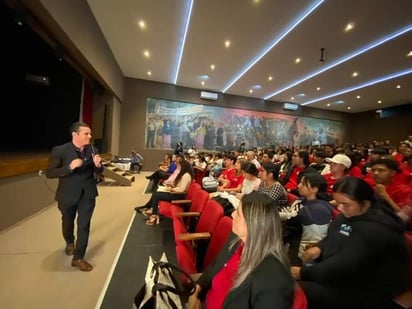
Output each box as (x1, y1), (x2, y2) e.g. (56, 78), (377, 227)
(134, 260), (196, 309)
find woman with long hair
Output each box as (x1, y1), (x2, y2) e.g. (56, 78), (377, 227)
(139, 159), (194, 225)
(291, 177), (408, 309)
(188, 191), (295, 308)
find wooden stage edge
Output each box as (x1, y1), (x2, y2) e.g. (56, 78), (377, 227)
(0, 152), (113, 179)
(0, 151), (50, 179)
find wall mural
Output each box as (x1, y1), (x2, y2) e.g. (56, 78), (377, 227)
(145, 98), (345, 151)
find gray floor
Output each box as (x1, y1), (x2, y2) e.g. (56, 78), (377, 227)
(0, 172), (155, 309)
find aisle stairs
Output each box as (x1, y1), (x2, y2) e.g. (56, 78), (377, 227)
(102, 163), (135, 186)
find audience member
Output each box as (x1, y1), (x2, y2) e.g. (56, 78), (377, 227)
(188, 191), (295, 309)
(138, 160), (194, 225)
(257, 162), (288, 207)
(323, 153), (352, 196)
(291, 177), (408, 309)
(282, 150), (317, 195)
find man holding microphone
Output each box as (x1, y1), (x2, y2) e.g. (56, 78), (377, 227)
(45, 121), (103, 271)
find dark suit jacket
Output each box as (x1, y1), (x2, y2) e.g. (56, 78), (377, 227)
(45, 142), (104, 207)
(197, 233), (294, 309)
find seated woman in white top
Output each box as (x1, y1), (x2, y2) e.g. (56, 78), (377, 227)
(140, 160), (194, 225)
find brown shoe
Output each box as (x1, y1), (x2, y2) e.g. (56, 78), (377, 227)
(65, 243), (75, 256)
(71, 259), (93, 271)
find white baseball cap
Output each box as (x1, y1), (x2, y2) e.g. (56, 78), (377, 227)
(326, 154), (352, 169)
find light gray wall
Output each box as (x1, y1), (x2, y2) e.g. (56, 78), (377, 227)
(0, 174), (57, 232)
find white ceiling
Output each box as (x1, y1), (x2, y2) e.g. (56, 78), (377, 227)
(86, 0), (412, 113)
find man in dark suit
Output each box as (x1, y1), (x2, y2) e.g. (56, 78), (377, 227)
(45, 121), (103, 271)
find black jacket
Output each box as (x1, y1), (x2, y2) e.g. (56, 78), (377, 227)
(197, 233), (294, 309)
(301, 202), (408, 307)
(45, 142), (104, 207)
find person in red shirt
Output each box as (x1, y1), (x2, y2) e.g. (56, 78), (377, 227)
(400, 148), (412, 187)
(217, 154), (237, 191)
(371, 158), (412, 227)
(282, 150), (317, 195)
(323, 154), (352, 196)
(188, 191), (294, 308)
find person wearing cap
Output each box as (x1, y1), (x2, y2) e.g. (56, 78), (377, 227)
(323, 153), (352, 196)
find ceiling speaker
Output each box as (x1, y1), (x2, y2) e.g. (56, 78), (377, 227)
(200, 91), (218, 100)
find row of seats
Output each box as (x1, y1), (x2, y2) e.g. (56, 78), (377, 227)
(157, 181), (308, 308)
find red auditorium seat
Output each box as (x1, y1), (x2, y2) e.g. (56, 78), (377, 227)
(158, 181), (201, 219)
(287, 193), (299, 205)
(174, 199), (224, 272)
(176, 215), (232, 274)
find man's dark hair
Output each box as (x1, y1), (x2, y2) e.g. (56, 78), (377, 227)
(69, 121), (89, 133)
(370, 157), (400, 172)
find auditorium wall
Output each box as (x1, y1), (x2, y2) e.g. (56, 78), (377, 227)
(119, 78), (349, 169)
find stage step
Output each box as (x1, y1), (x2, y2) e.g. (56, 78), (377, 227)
(102, 163), (135, 186)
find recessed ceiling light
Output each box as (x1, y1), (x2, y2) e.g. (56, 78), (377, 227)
(347, 107), (351, 110)
(352, 72), (358, 77)
(295, 58), (301, 64)
(138, 20), (146, 29)
(316, 87), (321, 91)
(327, 103), (330, 107)
(396, 84), (401, 88)
(143, 50), (150, 58)
(210, 64), (215, 70)
(249, 89), (253, 93)
(344, 22), (355, 32)
(268, 76), (273, 81)
(378, 100), (382, 104)
(147, 71), (151, 76)
(201, 81), (205, 86)
(265, 26), (412, 100)
(291, 96), (295, 100)
(225, 40), (231, 48)
(407, 51), (412, 57)
(356, 95), (361, 99)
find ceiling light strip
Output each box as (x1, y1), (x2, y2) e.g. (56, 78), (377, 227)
(172, 0), (194, 84)
(264, 25), (412, 100)
(301, 69), (412, 106)
(221, 0), (324, 93)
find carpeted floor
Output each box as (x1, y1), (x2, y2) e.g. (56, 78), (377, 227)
(99, 213), (176, 309)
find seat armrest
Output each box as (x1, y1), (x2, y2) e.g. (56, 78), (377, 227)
(176, 212), (200, 217)
(178, 232), (211, 241)
(171, 199), (192, 204)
